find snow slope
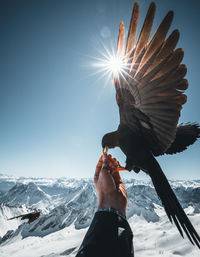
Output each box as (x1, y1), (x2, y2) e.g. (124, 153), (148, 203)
(0, 204), (30, 238)
(0, 213), (199, 257)
(0, 174), (199, 256)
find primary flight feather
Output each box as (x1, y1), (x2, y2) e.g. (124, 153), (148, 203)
(102, 1), (200, 248)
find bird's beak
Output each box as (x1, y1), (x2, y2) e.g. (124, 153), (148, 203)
(102, 146), (109, 155)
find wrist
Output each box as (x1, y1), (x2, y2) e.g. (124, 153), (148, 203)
(98, 197), (126, 215)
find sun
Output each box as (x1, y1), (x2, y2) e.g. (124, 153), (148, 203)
(105, 54), (125, 77)
(91, 45), (127, 82)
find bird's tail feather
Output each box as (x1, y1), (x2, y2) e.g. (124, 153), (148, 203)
(165, 123), (200, 155)
(148, 157), (200, 248)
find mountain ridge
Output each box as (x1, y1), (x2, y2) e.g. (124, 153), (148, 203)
(0, 174), (200, 256)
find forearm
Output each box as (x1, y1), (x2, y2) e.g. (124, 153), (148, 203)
(76, 210), (134, 257)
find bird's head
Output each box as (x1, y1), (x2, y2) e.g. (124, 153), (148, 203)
(101, 131), (119, 153)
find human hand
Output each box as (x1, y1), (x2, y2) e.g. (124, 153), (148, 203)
(94, 154), (127, 215)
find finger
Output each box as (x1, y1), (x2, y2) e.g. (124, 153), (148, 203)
(108, 155), (116, 163)
(100, 155), (117, 190)
(97, 155), (103, 167)
(108, 157), (118, 173)
(110, 158), (119, 171)
(106, 156), (122, 173)
(109, 156), (118, 166)
(107, 155), (116, 167)
(112, 170), (122, 182)
(94, 155), (103, 182)
(101, 154), (113, 174)
(103, 154), (110, 166)
(113, 158), (119, 168)
(112, 170), (123, 188)
(101, 165), (112, 173)
(110, 158), (126, 171)
(107, 155), (113, 165)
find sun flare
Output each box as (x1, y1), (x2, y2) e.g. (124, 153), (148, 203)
(103, 54), (126, 77)
(91, 46), (127, 83)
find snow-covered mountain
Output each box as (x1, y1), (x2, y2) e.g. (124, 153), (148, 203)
(0, 174), (200, 257)
(0, 203), (30, 238)
(0, 182), (51, 212)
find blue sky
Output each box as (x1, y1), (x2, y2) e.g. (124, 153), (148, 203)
(0, 0), (199, 180)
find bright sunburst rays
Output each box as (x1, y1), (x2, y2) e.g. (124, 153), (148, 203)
(93, 50), (126, 79)
(89, 43), (130, 87)
(85, 39), (137, 95)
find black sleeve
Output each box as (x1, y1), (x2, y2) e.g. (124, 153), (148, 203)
(76, 211), (134, 257)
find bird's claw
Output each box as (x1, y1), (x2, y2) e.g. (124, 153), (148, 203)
(116, 161), (126, 171)
(116, 167), (126, 171)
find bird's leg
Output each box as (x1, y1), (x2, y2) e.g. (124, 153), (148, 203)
(116, 161), (126, 171)
(116, 166), (126, 171)
(125, 158), (141, 173)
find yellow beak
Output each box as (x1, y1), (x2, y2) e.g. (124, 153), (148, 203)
(102, 146), (109, 155)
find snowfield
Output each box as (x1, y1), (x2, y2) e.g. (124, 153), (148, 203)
(0, 174), (199, 257)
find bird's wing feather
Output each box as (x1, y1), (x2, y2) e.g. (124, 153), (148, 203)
(116, 2), (187, 155)
(125, 1), (139, 58)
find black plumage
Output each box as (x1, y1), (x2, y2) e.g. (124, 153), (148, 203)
(8, 211), (40, 224)
(101, 2), (200, 248)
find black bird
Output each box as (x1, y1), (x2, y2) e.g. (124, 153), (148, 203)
(101, 2), (200, 248)
(8, 211), (40, 224)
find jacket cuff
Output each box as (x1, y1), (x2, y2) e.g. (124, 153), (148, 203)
(96, 207), (126, 221)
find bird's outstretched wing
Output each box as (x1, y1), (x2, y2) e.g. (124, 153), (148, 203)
(8, 211), (40, 223)
(115, 2), (188, 155)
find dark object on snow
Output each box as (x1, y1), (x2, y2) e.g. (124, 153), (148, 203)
(76, 211), (133, 257)
(102, 2), (200, 248)
(8, 211), (40, 224)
